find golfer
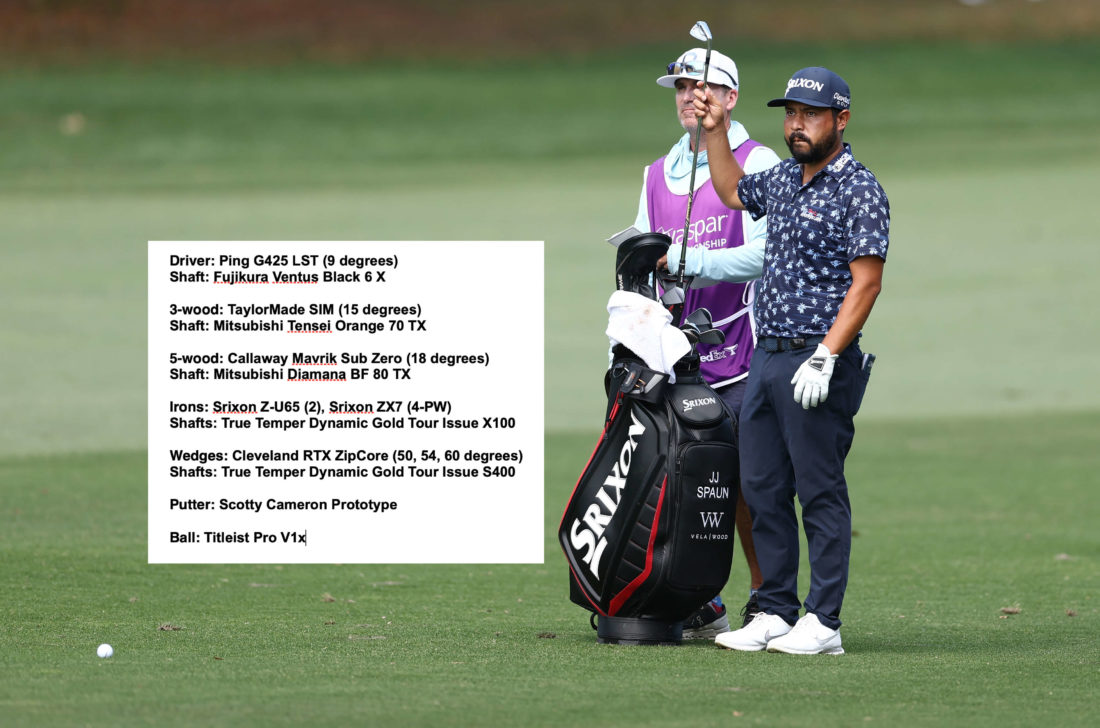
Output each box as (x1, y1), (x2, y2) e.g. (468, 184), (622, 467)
(636, 47), (781, 638)
(684, 67), (890, 654)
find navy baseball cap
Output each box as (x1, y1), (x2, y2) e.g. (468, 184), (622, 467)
(767, 67), (850, 110)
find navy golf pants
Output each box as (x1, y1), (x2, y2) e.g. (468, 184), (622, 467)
(739, 341), (869, 630)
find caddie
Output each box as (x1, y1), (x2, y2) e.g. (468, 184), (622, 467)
(635, 47), (781, 637)
(685, 67), (890, 654)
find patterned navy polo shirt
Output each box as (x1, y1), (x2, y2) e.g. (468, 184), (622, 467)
(738, 142), (889, 338)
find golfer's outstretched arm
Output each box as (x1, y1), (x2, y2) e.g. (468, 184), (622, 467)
(694, 84), (745, 210)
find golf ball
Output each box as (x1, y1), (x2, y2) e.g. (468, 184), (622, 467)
(97, 643), (114, 659)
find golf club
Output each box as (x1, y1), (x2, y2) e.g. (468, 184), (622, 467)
(680, 305), (725, 349)
(697, 328), (725, 346)
(683, 307), (714, 331)
(675, 19), (713, 288)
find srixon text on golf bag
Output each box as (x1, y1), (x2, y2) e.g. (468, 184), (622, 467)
(559, 232), (738, 645)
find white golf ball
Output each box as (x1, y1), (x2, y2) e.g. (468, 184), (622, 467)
(96, 643), (114, 659)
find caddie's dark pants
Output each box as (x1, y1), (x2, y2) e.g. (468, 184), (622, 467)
(739, 338), (870, 630)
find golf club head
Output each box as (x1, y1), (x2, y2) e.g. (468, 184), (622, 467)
(683, 307), (714, 331)
(680, 320), (703, 336)
(690, 20), (713, 43)
(660, 286), (685, 307)
(697, 328), (725, 346)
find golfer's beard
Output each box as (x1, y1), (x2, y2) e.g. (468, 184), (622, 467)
(787, 126), (838, 164)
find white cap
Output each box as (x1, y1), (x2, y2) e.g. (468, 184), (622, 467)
(656, 48), (739, 89)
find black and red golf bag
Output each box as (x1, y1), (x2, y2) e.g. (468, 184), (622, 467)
(558, 233), (739, 644)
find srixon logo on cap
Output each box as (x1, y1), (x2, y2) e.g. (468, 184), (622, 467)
(788, 78), (825, 93)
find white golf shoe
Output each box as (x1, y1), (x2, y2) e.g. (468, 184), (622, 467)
(765, 613), (844, 655)
(714, 612), (791, 651)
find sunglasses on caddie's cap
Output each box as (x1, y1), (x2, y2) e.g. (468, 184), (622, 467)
(656, 48), (739, 89)
(767, 67), (850, 110)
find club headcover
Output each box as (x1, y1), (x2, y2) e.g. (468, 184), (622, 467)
(615, 233), (671, 300)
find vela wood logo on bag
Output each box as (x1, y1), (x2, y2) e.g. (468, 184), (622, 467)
(700, 512), (725, 528)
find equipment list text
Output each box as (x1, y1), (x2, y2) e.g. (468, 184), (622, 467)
(148, 241), (544, 564)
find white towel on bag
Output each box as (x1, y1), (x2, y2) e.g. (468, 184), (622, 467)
(605, 291), (690, 383)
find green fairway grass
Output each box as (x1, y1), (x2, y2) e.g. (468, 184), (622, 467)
(2, 414), (1097, 727)
(1, 38), (1098, 727)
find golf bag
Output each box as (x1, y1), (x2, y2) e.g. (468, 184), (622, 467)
(559, 234), (739, 644)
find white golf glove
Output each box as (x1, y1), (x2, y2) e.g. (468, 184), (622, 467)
(791, 343), (838, 409)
